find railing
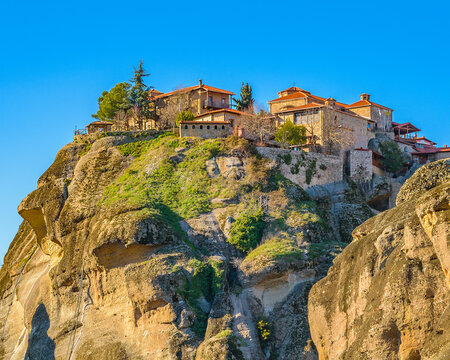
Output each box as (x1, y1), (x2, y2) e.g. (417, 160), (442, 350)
(203, 100), (231, 109)
(74, 128), (87, 135)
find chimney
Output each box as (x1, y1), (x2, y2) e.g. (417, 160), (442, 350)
(199, 79), (203, 87)
(444, 144), (448, 148)
(360, 93), (371, 101)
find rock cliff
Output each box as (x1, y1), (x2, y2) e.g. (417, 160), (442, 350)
(0, 131), (440, 360)
(308, 159), (450, 359)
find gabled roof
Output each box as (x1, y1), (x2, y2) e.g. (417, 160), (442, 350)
(347, 99), (393, 110)
(393, 122), (421, 133)
(278, 102), (375, 122)
(277, 86), (309, 95)
(268, 91), (309, 103)
(414, 136), (437, 145)
(153, 83), (234, 99)
(149, 89), (163, 97)
(87, 121), (114, 126)
(269, 88), (349, 108)
(278, 102), (323, 113)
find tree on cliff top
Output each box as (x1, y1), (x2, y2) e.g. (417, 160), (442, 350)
(233, 82), (254, 111)
(274, 121), (307, 148)
(91, 82), (131, 121)
(129, 60), (154, 122)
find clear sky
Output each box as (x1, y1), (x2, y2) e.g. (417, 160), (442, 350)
(1, 0), (449, 263)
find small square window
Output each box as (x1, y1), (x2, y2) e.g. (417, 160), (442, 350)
(200, 125), (203, 129)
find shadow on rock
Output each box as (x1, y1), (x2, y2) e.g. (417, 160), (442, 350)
(24, 303), (55, 360)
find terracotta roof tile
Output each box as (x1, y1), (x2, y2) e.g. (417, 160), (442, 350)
(278, 103), (323, 113)
(152, 84), (234, 100)
(348, 99), (393, 110)
(268, 91), (309, 103)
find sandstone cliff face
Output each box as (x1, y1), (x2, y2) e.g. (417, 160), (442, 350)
(308, 159), (450, 360)
(0, 132), (390, 360)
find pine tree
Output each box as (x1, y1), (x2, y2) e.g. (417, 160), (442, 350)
(92, 82), (131, 121)
(129, 60), (152, 123)
(233, 82), (254, 111)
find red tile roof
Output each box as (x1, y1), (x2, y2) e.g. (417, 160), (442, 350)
(393, 122), (421, 132)
(277, 101), (375, 122)
(412, 146), (450, 154)
(152, 84), (234, 99)
(347, 99), (393, 110)
(270, 89), (349, 109)
(268, 91), (309, 103)
(414, 136), (437, 145)
(278, 102), (323, 113)
(87, 121), (114, 125)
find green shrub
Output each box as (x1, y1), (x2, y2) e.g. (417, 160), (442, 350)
(305, 159), (317, 184)
(79, 142), (92, 156)
(116, 140), (151, 157)
(244, 237), (303, 263)
(178, 258), (218, 337)
(257, 317), (272, 343)
(227, 207), (265, 253)
(274, 121), (307, 148)
(380, 140), (404, 173)
(176, 110), (195, 126)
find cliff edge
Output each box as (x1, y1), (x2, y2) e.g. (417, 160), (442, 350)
(308, 159), (450, 359)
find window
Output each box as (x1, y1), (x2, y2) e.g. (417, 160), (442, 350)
(209, 96), (212, 103)
(221, 98), (225, 104)
(222, 125), (225, 129)
(192, 125), (195, 129)
(214, 125), (217, 129)
(184, 125), (188, 129)
(207, 125), (210, 129)
(404, 147), (408, 152)
(200, 125), (203, 129)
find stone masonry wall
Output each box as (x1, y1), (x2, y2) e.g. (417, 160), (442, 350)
(348, 149), (372, 182)
(180, 122), (233, 138)
(256, 147), (343, 188)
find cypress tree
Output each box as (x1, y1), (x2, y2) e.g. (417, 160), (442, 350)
(129, 60), (152, 119)
(233, 82), (254, 111)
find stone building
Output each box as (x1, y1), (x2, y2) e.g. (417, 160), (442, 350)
(179, 109), (248, 139)
(392, 121), (450, 163)
(152, 79), (234, 117)
(346, 93), (393, 132)
(268, 87), (380, 152)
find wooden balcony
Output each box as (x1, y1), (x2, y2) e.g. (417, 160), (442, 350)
(203, 99), (231, 110)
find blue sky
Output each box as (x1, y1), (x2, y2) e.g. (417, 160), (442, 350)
(0, 0), (449, 263)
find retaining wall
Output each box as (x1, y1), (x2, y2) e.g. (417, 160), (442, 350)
(256, 147), (343, 188)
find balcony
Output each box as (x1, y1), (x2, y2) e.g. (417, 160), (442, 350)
(203, 99), (231, 110)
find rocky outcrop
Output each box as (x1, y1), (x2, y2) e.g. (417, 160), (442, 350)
(308, 159), (450, 359)
(0, 133), (411, 359)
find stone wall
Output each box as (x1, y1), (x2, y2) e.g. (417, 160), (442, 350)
(348, 149), (372, 182)
(256, 147), (343, 188)
(180, 122), (233, 139)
